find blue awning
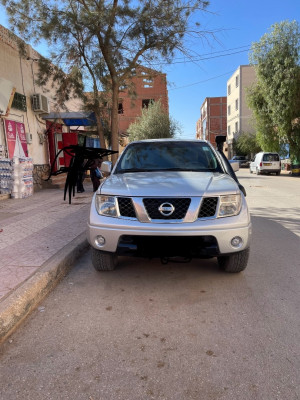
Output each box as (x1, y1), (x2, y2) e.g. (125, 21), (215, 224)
(43, 112), (97, 126)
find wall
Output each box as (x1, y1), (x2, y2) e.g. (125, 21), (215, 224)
(0, 25), (82, 188)
(0, 25), (50, 165)
(198, 97), (227, 148)
(118, 66), (169, 140)
(226, 65), (256, 158)
(240, 65), (256, 133)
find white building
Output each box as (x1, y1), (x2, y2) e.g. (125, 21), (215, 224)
(226, 65), (256, 158)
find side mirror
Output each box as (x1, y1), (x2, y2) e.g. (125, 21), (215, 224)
(229, 160), (240, 172)
(100, 161), (112, 174)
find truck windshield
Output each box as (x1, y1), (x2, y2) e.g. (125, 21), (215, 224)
(115, 141), (222, 173)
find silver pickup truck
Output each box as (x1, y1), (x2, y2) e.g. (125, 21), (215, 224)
(87, 138), (251, 273)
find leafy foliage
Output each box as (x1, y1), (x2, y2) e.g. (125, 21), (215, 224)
(234, 131), (262, 157)
(2, 0), (211, 163)
(248, 20), (300, 161)
(127, 100), (181, 142)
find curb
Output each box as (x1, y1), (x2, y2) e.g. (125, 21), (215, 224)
(0, 233), (90, 346)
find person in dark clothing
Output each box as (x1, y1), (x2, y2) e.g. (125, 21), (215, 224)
(76, 159), (85, 193)
(90, 158), (103, 192)
(76, 157), (86, 193)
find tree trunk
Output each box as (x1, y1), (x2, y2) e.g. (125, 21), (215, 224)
(95, 111), (106, 151)
(110, 80), (120, 165)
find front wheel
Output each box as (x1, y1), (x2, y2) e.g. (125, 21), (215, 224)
(218, 248), (250, 273)
(91, 247), (118, 271)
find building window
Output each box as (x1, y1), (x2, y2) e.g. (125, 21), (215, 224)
(143, 78), (153, 88)
(235, 122), (238, 132)
(235, 75), (239, 87)
(235, 99), (239, 110)
(142, 99), (154, 108)
(228, 126), (231, 135)
(118, 102), (124, 114)
(228, 105), (231, 115)
(12, 92), (27, 112)
(227, 84), (231, 95)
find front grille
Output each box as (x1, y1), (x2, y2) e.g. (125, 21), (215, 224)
(117, 197), (136, 218)
(143, 198), (191, 220)
(198, 197), (218, 218)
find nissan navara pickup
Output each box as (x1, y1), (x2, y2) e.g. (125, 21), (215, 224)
(87, 138), (251, 273)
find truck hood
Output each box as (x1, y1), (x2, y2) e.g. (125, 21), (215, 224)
(100, 171), (239, 197)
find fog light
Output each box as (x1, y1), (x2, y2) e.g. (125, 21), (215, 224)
(95, 235), (106, 247)
(231, 236), (243, 248)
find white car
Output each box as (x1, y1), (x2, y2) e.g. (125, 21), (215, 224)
(87, 138), (251, 273)
(250, 152), (281, 175)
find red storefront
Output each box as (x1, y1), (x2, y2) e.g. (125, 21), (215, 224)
(44, 112), (97, 172)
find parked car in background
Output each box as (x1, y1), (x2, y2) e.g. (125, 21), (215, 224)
(230, 155), (250, 168)
(250, 152), (281, 175)
(87, 139), (251, 273)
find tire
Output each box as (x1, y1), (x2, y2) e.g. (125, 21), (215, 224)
(218, 248), (250, 273)
(91, 247), (118, 271)
(276, 170), (281, 176)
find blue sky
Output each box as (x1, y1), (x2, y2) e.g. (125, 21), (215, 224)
(0, 0), (299, 138)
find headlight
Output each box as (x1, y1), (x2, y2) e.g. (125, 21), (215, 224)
(95, 195), (118, 217)
(218, 194), (241, 217)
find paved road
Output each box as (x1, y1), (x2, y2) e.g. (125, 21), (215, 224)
(0, 170), (299, 400)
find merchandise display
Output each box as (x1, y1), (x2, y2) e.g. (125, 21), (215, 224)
(11, 157), (34, 199)
(0, 158), (13, 195)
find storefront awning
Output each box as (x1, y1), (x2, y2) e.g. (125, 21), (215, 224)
(42, 112), (97, 126)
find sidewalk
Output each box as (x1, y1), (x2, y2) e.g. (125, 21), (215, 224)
(0, 182), (94, 345)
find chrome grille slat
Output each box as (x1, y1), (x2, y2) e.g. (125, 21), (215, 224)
(117, 196), (219, 220)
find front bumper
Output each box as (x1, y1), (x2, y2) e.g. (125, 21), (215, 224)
(87, 195), (251, 257)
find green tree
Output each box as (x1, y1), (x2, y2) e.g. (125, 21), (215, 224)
(2, 0), (210, 163)
(234, 131), (262, 157)
(127, 100), (181, 142)
(248, 20), (300, 162)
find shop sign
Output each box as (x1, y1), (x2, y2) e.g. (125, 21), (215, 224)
(4, 120), (28, 158)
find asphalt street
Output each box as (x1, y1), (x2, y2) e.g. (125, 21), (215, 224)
(0, 169), (299, 400)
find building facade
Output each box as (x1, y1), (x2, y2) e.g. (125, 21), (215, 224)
(226, 65), (256, 158)
(196, 97), (227, 148)
(0, 25), (169, 193)
(117, 66), (168, 144)
(0, 24), (81, 188)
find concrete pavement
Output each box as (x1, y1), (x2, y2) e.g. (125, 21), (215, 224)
(0, 182), (94, 345)
(0, 168), (293, 346)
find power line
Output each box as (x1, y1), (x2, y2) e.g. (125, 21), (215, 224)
(168, 45), (251, 62)
(164, 48), (250, 65)
(169, 70), (235, 90)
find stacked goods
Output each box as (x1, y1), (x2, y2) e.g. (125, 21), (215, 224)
(0, 158), (13, 195)
(11, 157), (34, 199)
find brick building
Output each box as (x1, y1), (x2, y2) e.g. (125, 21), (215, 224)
(196, 97), (227, 148)
(117, 66), (168, 142)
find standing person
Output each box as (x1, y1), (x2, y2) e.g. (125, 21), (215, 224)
(90, 158), (103, 192)
(76, 157), (85, 193)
